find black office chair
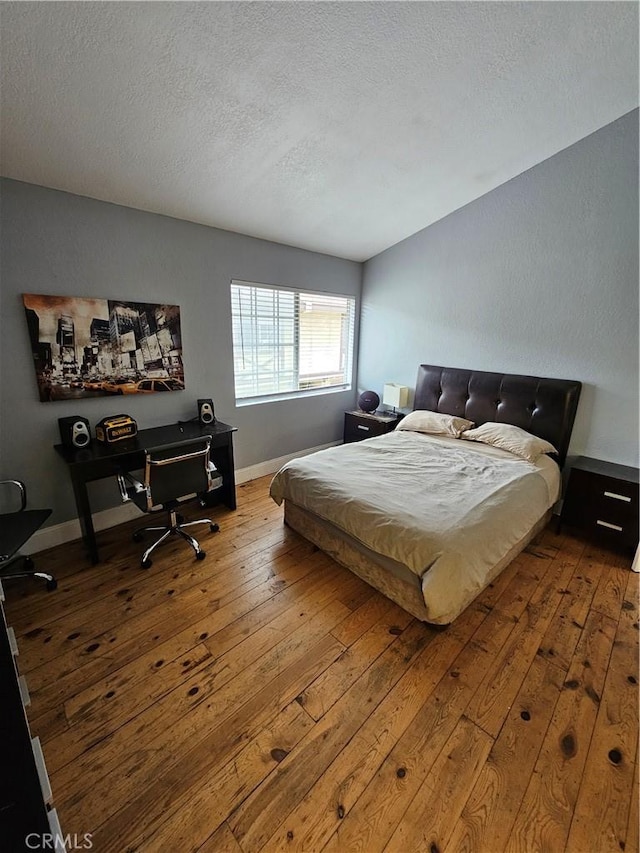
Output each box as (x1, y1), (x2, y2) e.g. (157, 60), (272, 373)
(117, 436), (222, 569)
(0, 480), (57, 591)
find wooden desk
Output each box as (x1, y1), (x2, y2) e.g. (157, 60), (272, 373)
(55, 420), (237, 564)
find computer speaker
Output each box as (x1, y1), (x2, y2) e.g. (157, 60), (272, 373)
(58, 416), (91, 449)
(197, 398), (216, 425)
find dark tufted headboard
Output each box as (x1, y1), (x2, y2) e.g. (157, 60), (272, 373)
(413, 364), (582, 467)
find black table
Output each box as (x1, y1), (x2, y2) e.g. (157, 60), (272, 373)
(55, 420), (237, 564)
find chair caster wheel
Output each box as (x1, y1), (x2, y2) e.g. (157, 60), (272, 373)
(24, 556), (34, 570)
(46, 579), (58, 592)
(210, 523), (219, 533)
(133, 532), (143, 543)
(141, 558), (152, 569)
(196, 550), (206, 561)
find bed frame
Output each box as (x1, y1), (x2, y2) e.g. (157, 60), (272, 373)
(283, 364), (582, 624)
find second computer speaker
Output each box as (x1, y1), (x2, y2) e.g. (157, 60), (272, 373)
(58, 415), (91, 448)
(197, 398), (216, 425)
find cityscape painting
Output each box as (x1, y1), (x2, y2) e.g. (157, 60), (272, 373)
(23, 294), (185, 401)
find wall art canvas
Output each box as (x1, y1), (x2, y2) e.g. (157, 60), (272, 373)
(23, 294), (185, 401)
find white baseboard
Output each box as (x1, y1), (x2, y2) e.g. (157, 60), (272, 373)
(234, 441), (339, 485)
(24, 440), (340, 556)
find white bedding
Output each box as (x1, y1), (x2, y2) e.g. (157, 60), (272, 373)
(270, 431), (560, 623)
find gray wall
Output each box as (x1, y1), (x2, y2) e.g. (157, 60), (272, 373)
(358, 110), (639, 467)
(2, 109), (637, 529)
(0, 180), (361, 524)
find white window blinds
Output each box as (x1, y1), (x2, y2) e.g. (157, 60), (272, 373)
(230, 281), (356, 402)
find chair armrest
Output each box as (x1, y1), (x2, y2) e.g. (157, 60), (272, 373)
(0, 480), (27, 512)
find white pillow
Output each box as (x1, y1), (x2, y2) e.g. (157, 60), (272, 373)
(396, 409), (474, 438)
(461, 422), (557, 462)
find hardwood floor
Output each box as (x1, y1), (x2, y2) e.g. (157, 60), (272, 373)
(4, 475), (638, 852)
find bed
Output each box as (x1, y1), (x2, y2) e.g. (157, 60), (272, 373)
(270, 365), (582, 625)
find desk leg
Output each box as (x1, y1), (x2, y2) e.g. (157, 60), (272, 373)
(223, 438), (237, 511)
(71, 474), (99, 564)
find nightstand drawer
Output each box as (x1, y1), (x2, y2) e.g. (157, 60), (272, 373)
(343, 411), (401, 443)
(344, 418), (387, 442)
(574, 512), (639, 549)
(585, 470), (637, 508)
(563, 469), (638, 523)
(565, 498), (639, 542)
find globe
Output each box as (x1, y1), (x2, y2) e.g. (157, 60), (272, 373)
(358, 390), (380, 413)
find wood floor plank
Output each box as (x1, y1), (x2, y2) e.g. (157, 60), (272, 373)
(227, 620), (433, 853)
(85, 630), (347, 850)
(463, 612), (545, 739)
(62, 555), (341, 727)
(507, 608), (618, 853)
(489, 557), (548, 622)
(28, 704), (69, 743)
(101, 700), (315, 852)
(330, 591), (398, 646)
(382, 715), (493, 853)
(447, 655), (564, 853)
(625, 756), (639, 853)
(298, 601), (413, 721)
(465, 540), (578, 738)
(25, 538), (323, 700)
(537, 538), (601, 671)
(2, 497), (634, 853)
(16, 525), (303, 676)
(196, 821), (244, 853)
(63, 640), (212, 725)
(565, 597), (639, 852)
(52, 597), (351, 828)
(28, 548), (331, 748)
(590, 546), (632, 622)
(263, 619), (483, 853)
(318, 610), (512, 853)
(7, 494), (281, 630)
(27, 541), (327, 721)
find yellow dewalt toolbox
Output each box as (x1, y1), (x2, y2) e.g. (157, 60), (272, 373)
(95, 414), (138, 444)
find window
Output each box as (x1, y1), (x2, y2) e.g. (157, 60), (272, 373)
(230, 280), (356, 402)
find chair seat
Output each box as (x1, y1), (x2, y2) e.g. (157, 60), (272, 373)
(0, 509), (52, 561)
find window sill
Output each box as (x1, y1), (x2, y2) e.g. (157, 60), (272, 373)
(236, 385), (352, 407)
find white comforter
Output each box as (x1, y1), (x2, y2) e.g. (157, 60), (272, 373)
(270, 431), (560, 623)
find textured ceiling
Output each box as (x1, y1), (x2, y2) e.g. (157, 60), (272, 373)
(1, 2), (638, 261)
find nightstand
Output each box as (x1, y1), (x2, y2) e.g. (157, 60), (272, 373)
(561, 456), (639, 553)
(343, 410), (402, 443)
